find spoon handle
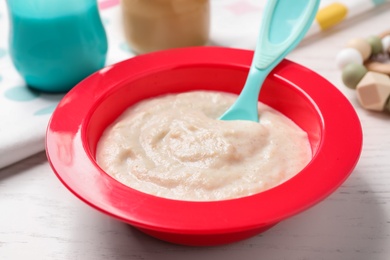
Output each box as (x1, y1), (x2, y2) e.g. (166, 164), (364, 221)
(255, 0), (320, 70)
(220, 0), (320, 122)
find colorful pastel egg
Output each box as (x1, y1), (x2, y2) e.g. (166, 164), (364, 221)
(342, 63), (367, 89)
(336, 48), (363, 70)
(347, 38), (371, 60)
(381, 35), (390, 53)
(366, 35), (383, 55)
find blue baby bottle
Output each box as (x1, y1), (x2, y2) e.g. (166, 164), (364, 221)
(7, 0), (108, 92)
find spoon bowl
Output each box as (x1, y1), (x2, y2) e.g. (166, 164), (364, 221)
(220, 0), (320, 121)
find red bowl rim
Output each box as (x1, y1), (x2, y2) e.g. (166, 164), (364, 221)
(46, 46), (362, 235)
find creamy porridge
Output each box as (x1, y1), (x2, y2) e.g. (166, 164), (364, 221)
(96, 91), (312, 201)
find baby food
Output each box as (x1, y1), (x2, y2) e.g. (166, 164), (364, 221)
(96, 91), (311, 201)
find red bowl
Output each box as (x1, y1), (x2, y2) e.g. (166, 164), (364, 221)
(46, 47), (362, 246)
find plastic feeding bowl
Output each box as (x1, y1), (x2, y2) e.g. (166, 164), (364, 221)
(46, 47), (362, 246)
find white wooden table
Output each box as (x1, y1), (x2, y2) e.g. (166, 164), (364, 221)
(1, 3), (390, 260)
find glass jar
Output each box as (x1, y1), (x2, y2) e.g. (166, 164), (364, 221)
(121, 0), (210, 54)
(7, 0), (108, 92)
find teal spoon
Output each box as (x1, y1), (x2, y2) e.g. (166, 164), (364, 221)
(220, 0), (320, 122)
